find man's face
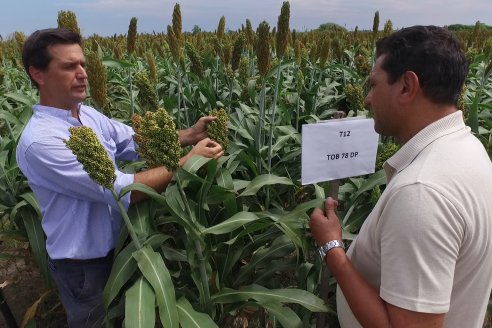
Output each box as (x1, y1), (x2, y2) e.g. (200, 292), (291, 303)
(34, 43), (87, 111)
(364, 55), (401, 137)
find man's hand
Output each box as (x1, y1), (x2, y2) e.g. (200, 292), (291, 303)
(179, 138), (224, 166)
(133, 138), (223, 203)
(190, 138), (223, 159)
(179, 116), (216, 146)
(309, 197), (343, 246)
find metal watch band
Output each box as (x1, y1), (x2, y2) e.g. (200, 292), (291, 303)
(318, 239), (345, 260)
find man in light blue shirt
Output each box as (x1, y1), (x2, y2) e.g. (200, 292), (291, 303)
(17, 28), (223, 327)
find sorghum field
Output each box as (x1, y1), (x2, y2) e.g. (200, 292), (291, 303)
(1, 4), (491, 328)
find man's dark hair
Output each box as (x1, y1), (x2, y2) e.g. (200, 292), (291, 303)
(22, 28), (82, 88)
(375, 25), (468, 105)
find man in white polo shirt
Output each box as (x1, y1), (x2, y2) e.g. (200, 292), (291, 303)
(310, 25), (492, 327)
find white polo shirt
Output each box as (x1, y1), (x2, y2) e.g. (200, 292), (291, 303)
(337, 111), (492, 327)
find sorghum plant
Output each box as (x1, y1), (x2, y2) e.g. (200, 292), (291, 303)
(275, 1), (290, 59)
(383, 20), (393, 37)
(134, 71), (159, 114)
(207, 108), (229, 151)
(344, 83), (365, 113)
(132, 108), (181, 171)
(64, 126), (116, 189)
(372, 11), (380, 42)
(145, 51), (157, 84)
(185, 42), (204, 79)
(267, 1), (290, 175)
(256, 21), (271, 78)
(86, 51), (109, 116)
(57, 10), (80, 35)
(127, 17), (138, 56)
(255, 21), (271, 169)
(172, 3), (183, 47)
(217, 16), (226, 41)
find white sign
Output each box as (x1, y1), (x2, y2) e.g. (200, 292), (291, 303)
(301, 118), (379, 185)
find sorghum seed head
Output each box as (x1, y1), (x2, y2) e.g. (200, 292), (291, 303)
(276, 1), (290, 59)
(185, 42), (204, 79)
(256, 21), (271, 77)
(127, 17), (138, 55)
(207, 108), (229, 151)
(86, 51), (108, 114)
(64, 126), (116, 190)
(172, 3), (182, 46)
(132, 108), (181, 171)
(344, 83), (365, 113)
(57, 10), (81, 35)
(231, 33), (245, 71)
(217, 16), (226, 40)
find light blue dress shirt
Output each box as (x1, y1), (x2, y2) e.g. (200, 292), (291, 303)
(16, 104), (138, 259)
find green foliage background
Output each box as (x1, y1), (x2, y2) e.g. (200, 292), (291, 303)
(1, 7), (491, 327)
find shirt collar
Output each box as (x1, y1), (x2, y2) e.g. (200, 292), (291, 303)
(384, 111), (466, 182)
(33, 104), (82, 124)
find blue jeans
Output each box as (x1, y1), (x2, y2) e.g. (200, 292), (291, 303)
(48, 251), (113, 328)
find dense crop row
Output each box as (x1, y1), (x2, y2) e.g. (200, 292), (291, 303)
(1, 5), (491, 327)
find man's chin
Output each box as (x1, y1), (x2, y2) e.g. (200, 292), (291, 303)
(73, 93), (87, 103)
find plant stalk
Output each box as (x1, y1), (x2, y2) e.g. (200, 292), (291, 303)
(111, 189), (142, 249)
(267, 63), (282, 174)
(128, 68), (134, 118)
(255, 79), (267, 174)
(175, 175), (211, 312)
(176, 66), (183, 129)
(295, 94), (300, 131)
(228, 77), (233, 114)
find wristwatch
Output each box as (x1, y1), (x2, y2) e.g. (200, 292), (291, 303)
(318, 240), (345, 260)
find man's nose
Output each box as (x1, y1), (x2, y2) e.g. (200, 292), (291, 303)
(77, 66), (87, 79)
(364, 94), (370, 107)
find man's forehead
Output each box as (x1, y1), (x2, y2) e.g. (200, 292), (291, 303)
(374, 55), (386, 68)
(48, 44), (83, 60)
(370, 55), (386, 75)
(48, 43), (81, 53)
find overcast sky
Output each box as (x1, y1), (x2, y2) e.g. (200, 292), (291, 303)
(1, 0), (491, 38)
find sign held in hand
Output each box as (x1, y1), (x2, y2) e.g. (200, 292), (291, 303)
(301, 118), (379, 185)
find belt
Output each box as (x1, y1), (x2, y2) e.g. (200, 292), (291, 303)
(55, 249), (114, 264)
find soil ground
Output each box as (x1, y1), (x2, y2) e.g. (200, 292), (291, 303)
(0, 247), (67, 328)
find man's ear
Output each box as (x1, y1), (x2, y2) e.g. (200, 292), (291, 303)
(28, 66), (44, 86)
(399, 71), (419, 103)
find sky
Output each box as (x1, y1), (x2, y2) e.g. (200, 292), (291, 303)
(1, 0), (491, 38)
